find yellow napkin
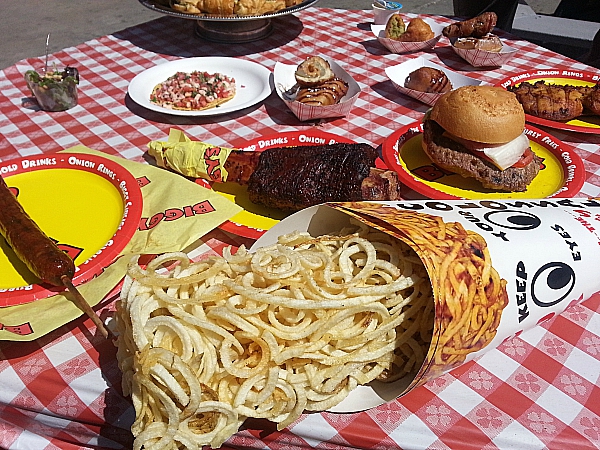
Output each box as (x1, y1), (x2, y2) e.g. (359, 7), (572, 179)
(147, 128), (234, 182)
(0, 146), (242, 341)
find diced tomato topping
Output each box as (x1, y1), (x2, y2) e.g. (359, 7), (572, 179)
(150, 70), (235, 110)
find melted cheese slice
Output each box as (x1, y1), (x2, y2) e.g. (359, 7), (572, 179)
(447, 131), (530, 170)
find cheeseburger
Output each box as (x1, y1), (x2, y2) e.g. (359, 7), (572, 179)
(422, 85), (541, 191)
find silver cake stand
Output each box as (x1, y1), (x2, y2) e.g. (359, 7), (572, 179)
(139, 0), (320, 43)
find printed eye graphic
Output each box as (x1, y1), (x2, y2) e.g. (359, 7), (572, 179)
(484, 211), (541, 230)
(531, 262), (575, 307)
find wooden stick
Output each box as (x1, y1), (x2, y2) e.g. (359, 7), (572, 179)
(61, 275), (110, 339)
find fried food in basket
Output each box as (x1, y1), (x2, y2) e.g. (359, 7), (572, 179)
(507, 80), (600, 121)
(404, 67), (452, 93)
(296, 77), (349, 106)
(453, 34), (503, 52)
(385, 13), (406, 39)
(115, 221), (435, 448)
(399, 18), (435, 42)
(386, 16), (435, 42)
(443, 11), (497, 38)
(295, 56), (335, 87)
(292, 56), (349, 106)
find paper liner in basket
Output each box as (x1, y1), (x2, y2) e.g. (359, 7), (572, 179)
(0, 147), (242, 341)
(274, 58), (360, 121)
(253, 198), (600, 411)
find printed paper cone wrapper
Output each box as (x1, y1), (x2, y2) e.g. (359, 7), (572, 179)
(252, 198), (600, 412)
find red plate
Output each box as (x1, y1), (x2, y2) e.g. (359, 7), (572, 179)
(197, 130), (385, 239)
(497, 69), (600, 134)
(382, 120), (584, 200)
(0, 153), (143, 306)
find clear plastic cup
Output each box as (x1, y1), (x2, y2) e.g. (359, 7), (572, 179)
(24, 67), (79, 112)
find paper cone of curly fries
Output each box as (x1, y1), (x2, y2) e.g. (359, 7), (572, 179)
(252, 198), (600, 412)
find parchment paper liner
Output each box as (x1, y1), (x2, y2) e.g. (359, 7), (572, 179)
(252, 198), (600, 412)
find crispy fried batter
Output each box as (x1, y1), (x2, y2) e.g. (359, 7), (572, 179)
(396, 18), (435, 42)
(404, 67), (452, 93)
(582, 85), (600, 115)
(442, 12), (497, 38)
(507, 80), (586, 121)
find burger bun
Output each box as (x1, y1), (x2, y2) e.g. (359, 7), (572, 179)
(429, 85), (525, 144)
(422, 85), (540, 192)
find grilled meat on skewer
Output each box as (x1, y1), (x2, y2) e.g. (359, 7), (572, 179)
(223, 143), (402, 211)
(507, 80), (586, 121)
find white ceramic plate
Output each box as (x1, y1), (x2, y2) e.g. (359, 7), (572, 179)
(128, 57), (273, 116)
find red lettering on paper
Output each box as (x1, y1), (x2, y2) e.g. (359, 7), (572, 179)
(164, 208), (184, 221)
(138, 201), (216, 231)
(56, 243), (84, 261)
(204, 147), (225, 181)
(139, 213), (165, 231)
(204, 146), (221, 158)
(137, 176), (151, 188)
(192, 200), (216, 214)
(204, 158), (221, 180)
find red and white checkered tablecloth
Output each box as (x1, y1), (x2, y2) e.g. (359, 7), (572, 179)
(1, 7), (600, 450)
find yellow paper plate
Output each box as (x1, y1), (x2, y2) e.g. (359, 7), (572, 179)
(0, 153), (143, 306)
(498, 69), (600, 134)
(382, 121), (584, 200)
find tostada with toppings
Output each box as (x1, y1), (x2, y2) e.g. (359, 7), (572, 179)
(150, 70), (236, 111)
